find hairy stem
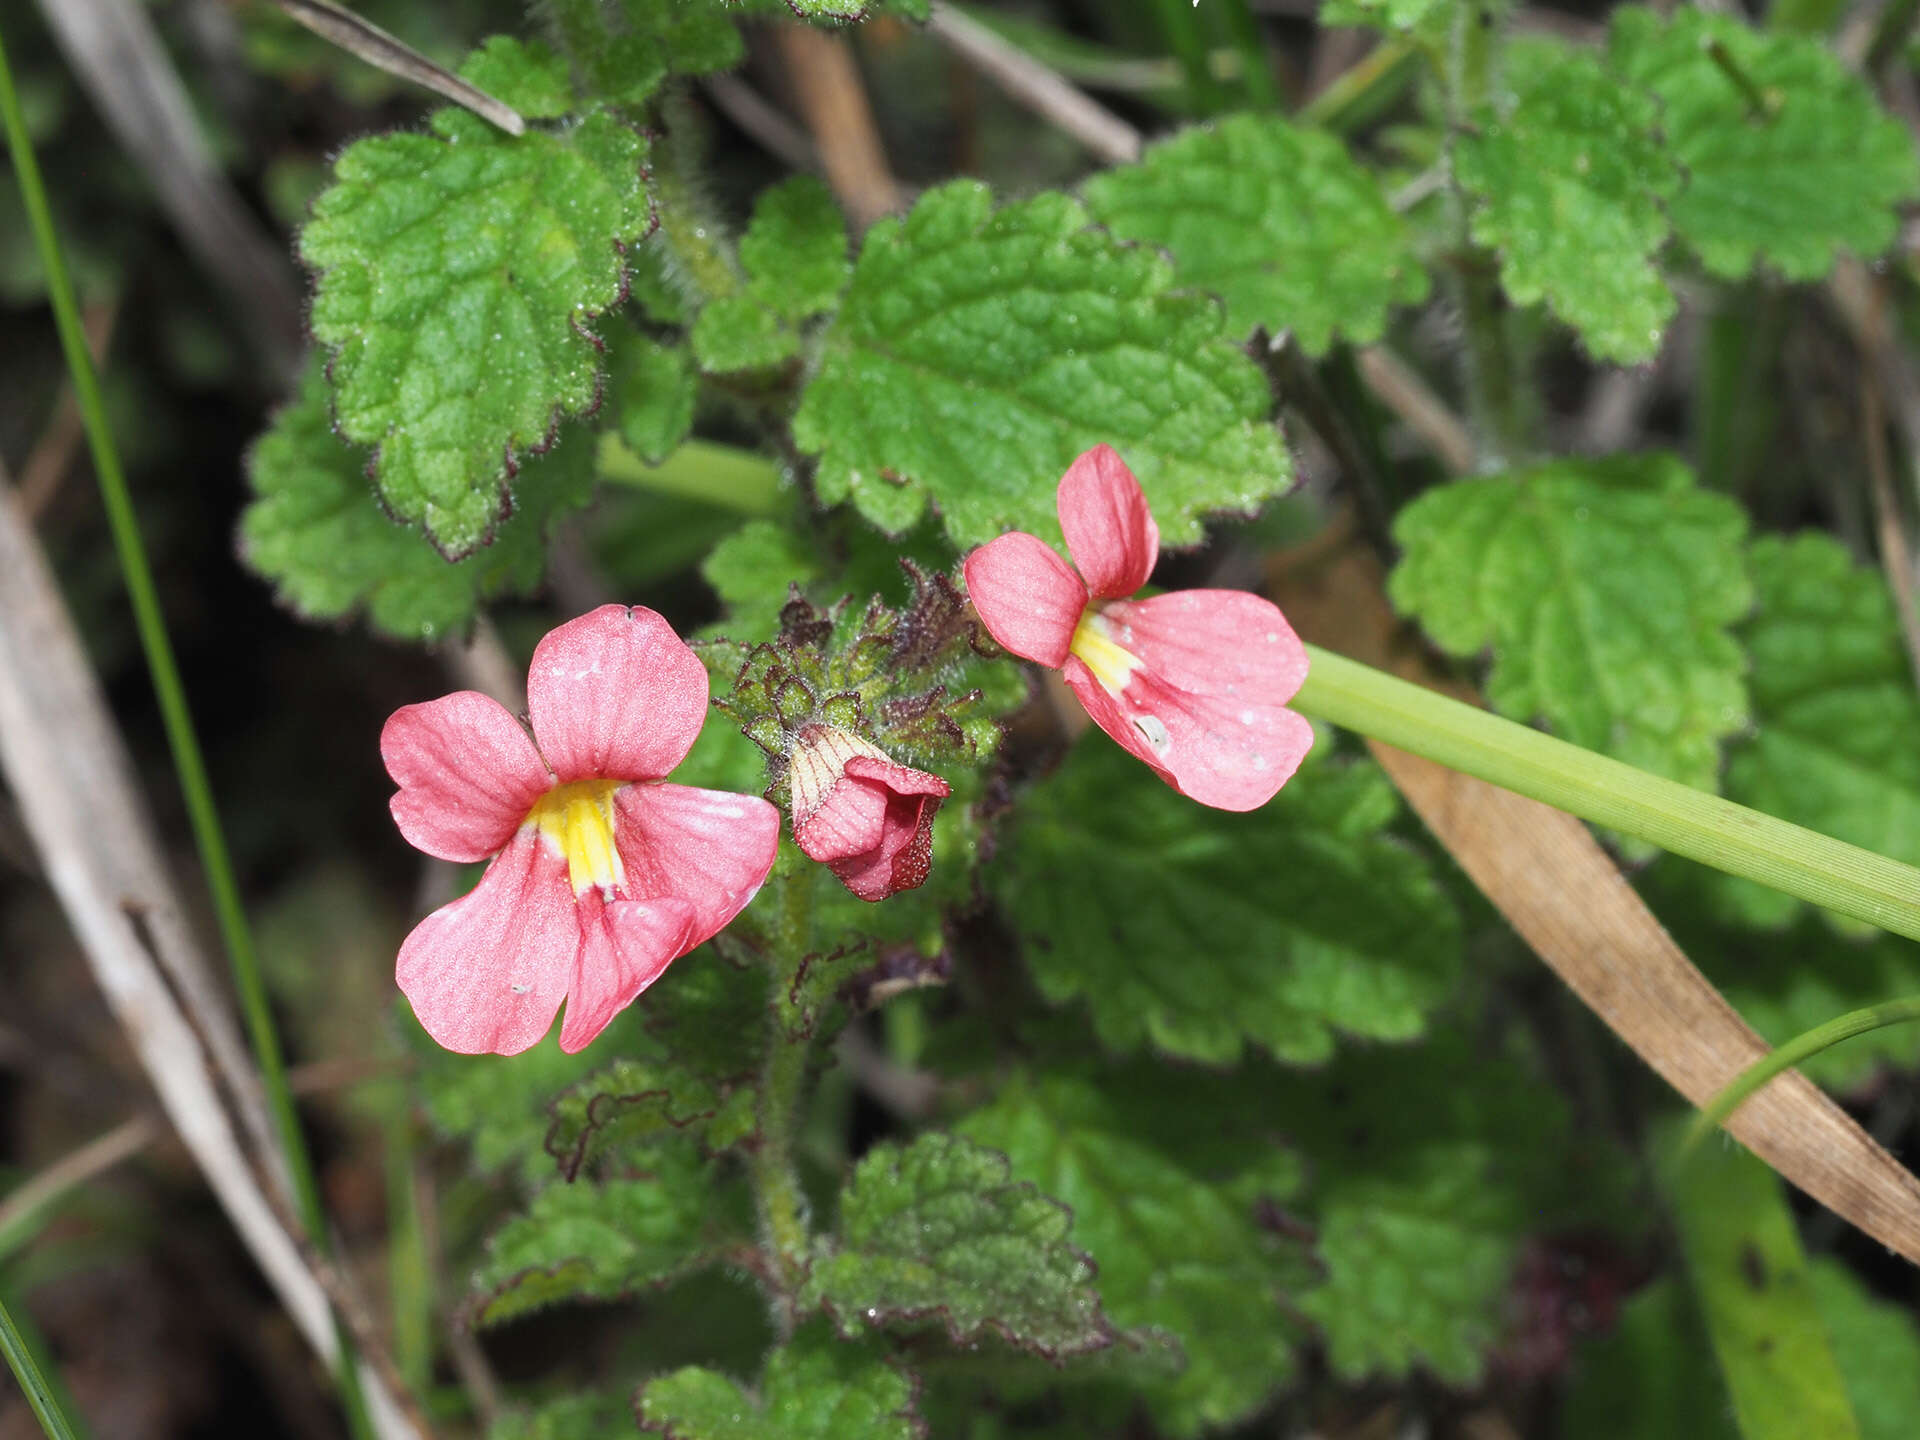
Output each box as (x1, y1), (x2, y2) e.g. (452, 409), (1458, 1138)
(749, 868), (818, 1319)
(1293, 644), (1920, 943)
(1444, 1), (1523, 465)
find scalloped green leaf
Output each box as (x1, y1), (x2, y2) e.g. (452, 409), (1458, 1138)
(995, 741), (1461, 1066)
(691, 293), (798, 373)
(800, 1132), (1111, 1359)
(301, 104), (650, 556)
(1714, 534), (1920, 931)
(458, 36), (574, 119)
(615, 0), (744, 77)
(473, 1154), (737, 1326)
(1082, 114), (1428, 356)
(793, 181), (1291, 548)
(1389, 453), (1751, 794)
(241, 358), (592, 643)
(959, 1070), (1303, 1437)
(1609, 6), (1918, 281)
(742, 176), (849, 322)
(638, 1325), (921, 1440)
(1456, 45), (1678, 362)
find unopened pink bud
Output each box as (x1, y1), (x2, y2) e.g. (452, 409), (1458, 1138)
(789, 724), (951, 902)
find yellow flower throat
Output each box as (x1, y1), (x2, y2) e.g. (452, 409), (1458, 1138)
(528, 779), (626, 896)
(1069, 610), (1141, 695)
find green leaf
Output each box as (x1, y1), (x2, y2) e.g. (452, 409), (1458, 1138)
(800, 1132), (1111, 1359)
(1270, 1032), (1606, 1384)
(1717, 534), (1920, 931)
(543, 953), (769, 1176)
(1455, 46), (1678, 363)
(793, 181), (1291, 548)
(489, 1393), (635, 1440)
(409, 1008), (645, 1183)
(301, 104), (651, 556)
(1609, 6), (1918, 281)
(474, 1153), (737, 1326)
(702, 520), (823, 635)
(1565, 1262), (1920, 1440)
(1811, 1259), (1920, 1440)
(638, 1324), (921, 1440)
(612, 333), (697, 464)
(1389, 453), (1751, 795)
(1081, 114), (1427, 356)
(241, 360), (593, 642)
(1660, 1126), (1860, 1440)
(959, 1070), (1302, 1436)
(615, 0), (745, 77)
(458, 36), (574, 119)
(996, 739), (1460, 1066)
(1562, 1280), (1742, 1440)
(742, 177), (850, 322)
(691, 293), (798, 373)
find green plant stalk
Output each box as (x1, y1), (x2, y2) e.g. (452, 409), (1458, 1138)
(651, 88), (743, 305)
(1296, 39), (1419, 135)
(0, 1289), (83, 1440)
(1293, 645), (1920, 943)
(749, 867), (819, 1310)
(1683, 996), (1920, 1152)
(0, 25), (373, 1439)
(598, 434), (785, 515)
(1443, 1), (1523, 465)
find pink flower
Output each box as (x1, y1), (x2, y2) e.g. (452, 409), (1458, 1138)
(789, 723), (950, 902)
(382, 605), (780, 1055)
(963, 445), (1314, 811)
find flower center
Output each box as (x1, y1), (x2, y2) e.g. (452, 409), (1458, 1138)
(1069, 608), (1141, 695)
(527, 779), (627, 897)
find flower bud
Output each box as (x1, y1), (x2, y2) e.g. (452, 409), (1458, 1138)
(789, 724), (951, 902)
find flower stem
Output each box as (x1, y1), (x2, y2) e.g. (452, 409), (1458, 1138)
(0, 1289), (83, 1440)
(749, 868), (819, 1314)
(0, 24), (372, 1438)
(1292, 644), (1920, 943)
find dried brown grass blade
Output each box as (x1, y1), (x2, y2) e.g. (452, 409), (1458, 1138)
(271, 0), (524, 136)
(1268, 528), (1920, 1267)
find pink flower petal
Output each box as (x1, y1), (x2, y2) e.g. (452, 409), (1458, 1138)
(1057, 445), (1159, 599)
(527, 605), (710, 783)
(395, 827), (576, 1054)
(963, 532), (1088, 668)
(559, 893), (700, 1053)
(793, 748), (950, 903)
(1063, 590), (1315, 811)
(611, 782), (781, 944)
(382, 692), (552, 862)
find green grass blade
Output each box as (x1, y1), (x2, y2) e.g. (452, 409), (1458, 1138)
(0, 1288), (84, 1440)
(1659, 1121), (1860, 1440)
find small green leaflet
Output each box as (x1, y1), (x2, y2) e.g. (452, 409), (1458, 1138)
(996, 740), (1461, 1066)
(800, 1132), (1112, 1358)
(473, 1152), (738, 1326)
(1083, 114), (1427, 356)
(1389, 453), (1751, 797)
(1608, 6), (1918, 281)
(301, 71), (651, 556)
(611, 332), (696, 464)
(1455, 44), (1678, 363)
(1268, 1032), (1605, 1383)
(1715, 534), (1920, 932)
(959, 1070), (1303, 1437)
(488, 1393), (634, 1440)
(637, 1324), (921, 1440)
(794, 181), (1291, 547)
(690, 177), (847, 374)
(241, 358), (592, 643)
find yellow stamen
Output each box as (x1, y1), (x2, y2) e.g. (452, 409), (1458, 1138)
(527, 779), (627, 896)
(1069, 610), (1141, 695)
